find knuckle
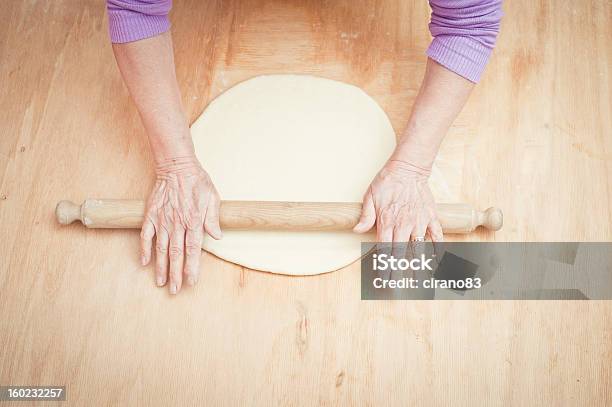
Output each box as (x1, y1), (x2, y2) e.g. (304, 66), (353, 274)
(171, 228), (185, 239)
(185, 243), (200, 256)
(158, 222), (170, 235)
(381, 231), (393, 242)
(156, 244), (168, 254)
(380, 210), (396, 225)
(398, 224), (413, 234)
(185, 232), (202, 246)
(377, 220), (391, 232)
(168, 245), (183, 260)
(378, 224), (392, 236)
(400, 210), (416, 224)
(186, 210), (203, 230)
(397, 217), (413, 228)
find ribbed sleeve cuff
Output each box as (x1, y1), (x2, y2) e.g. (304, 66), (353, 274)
(108, 13), (170, 44)
(427, 36), (493, 83)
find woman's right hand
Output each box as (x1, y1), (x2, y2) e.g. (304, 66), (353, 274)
(140, 156), (222, 295)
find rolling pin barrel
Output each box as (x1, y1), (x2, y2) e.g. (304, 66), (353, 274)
(56, 199), (502, 233)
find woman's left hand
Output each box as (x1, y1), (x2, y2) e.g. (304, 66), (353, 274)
(353, 160), (443, 243)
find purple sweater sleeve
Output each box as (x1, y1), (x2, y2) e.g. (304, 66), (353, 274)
(107, 0), (172, 43)
(106, 0), (501, 82)
(427, 0), (503, 82)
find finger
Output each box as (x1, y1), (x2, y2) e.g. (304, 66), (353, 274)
(184, 226), (204, 286)
(377, 210), (394, 243)
(393, 221), (413, 244)
(204, 193), (223, 240)
(140, 216), (155, 266)
(427, 219), (444, 243)
(168, 224), (185, 295)
(426, 219), (444, 268)
(411, 222), (428, 270)
(411, 216), (428, 242)
(155, 226), (170, 287)
(376, 210), (394, 257)
(353, 192), (376, 233)
(392, 221), (413, 260)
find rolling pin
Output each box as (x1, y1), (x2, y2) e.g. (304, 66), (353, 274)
(55, 199), (502, 234)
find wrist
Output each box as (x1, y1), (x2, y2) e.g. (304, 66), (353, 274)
(155, 155), (202, 177)
(390, 132), (441, 176)
(150, 131), (198, 170)
(386, 159), (431, 178)
(152, 136), (202, 176)
(388, 143), (433, 177)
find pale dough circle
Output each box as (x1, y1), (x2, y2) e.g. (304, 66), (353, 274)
(191, 75), (396, 275)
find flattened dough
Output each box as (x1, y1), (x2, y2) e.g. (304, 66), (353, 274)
(191, 75), (395, 275)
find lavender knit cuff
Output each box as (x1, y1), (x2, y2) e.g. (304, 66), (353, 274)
(427, 36), (493, 83)
(108, 13), (170, 44)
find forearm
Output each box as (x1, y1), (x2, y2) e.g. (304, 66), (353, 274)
(112, 31), (195, 167)
(391, 59), (474, 174)
(393, 0), (503, 173)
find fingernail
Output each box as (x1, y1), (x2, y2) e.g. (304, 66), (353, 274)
(170, 284), (177, 294)
(141, 256), (146, 266)
(156, 276), (165, 286)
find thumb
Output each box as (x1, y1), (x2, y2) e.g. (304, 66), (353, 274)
(204, 193), (223, 240)
(353, 192), (376, 234)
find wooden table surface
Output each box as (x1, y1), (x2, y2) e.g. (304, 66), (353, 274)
(1, 0), (611, 405)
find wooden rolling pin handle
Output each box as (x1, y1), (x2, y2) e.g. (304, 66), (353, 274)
(482, 207), (504, 232)
(56, 200), (81, 225)
(56, 199), (503, 233)
(56, 199), (145, 228)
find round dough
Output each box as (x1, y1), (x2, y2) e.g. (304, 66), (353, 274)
(191, 75), (396, 275)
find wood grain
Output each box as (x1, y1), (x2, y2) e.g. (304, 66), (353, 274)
(0, 0), (611, 405)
